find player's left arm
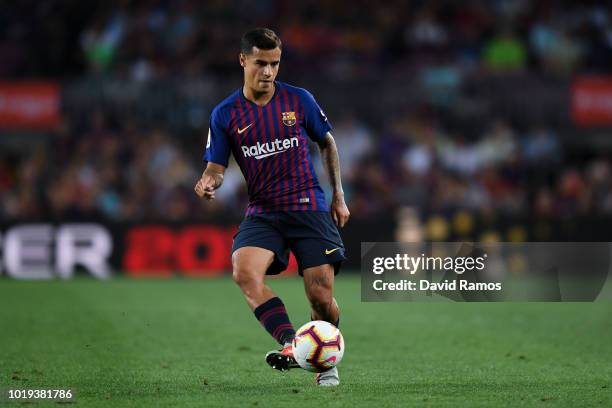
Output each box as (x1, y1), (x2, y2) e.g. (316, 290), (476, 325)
(317, 132), (350, 228)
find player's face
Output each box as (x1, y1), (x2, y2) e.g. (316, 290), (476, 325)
(240, 47), (281, 93)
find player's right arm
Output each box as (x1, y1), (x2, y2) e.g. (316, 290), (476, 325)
(195, 107), (231, 201)
(194, 162), (225, 200)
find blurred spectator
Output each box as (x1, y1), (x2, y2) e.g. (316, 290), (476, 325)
(522, 126), (561, 166)
(328, 112), (373, 182)
(439, 135), (480, 176)
(0, 0), (611, 224)
(529, 19), (582, 75)
(477, 120), (517, 167)
(483, 30), (526, 71)
(81, 9), (126, 73)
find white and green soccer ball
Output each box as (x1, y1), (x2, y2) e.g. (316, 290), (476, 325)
(292, 320), (344, 372)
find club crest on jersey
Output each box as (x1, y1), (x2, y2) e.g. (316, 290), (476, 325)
(282, 111), (296, 126)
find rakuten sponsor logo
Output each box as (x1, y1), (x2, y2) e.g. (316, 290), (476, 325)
(241, 137), (298, 159)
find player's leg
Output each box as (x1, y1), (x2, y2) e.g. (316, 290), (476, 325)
(232, 245), (295, 348)
(302, 264), (342, 386)
(232, 246), (299, 371)
(286, 211), (345, 327)
(293, 245), (344, 386)
(231, 215), (299, 372)
(302, 264), (340, 326)
(285, 211), (346, 386)
(286, 211), (346, 326)
(231, 246), (276, 310)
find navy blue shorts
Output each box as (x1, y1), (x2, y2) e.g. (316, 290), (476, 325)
(232, 211), (346, 276)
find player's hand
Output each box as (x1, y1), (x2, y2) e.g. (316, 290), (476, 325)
(194, 174), (217, 200)
(331, 193), (350, 228)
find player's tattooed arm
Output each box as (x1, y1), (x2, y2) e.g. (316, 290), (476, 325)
(318, 132), (350, 227)
(194, 162), (225, 200)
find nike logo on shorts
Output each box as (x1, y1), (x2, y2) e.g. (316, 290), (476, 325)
(325, 248), (340, 255)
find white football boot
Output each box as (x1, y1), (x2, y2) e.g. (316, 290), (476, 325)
(315, 367), (339, 386)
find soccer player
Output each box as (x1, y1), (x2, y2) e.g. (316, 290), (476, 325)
(194, 28), (349, 386)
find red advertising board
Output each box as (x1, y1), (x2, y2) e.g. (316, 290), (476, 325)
(0, 82), (60, 129)
(122, 225), (298, 277)
(571, 76), (612, 126)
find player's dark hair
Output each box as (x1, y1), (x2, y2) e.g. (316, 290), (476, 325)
(240, 28), (282, 54)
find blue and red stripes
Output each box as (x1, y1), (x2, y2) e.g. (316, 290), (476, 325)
(228, 83), (328, 215)
(290, 92), (314, 210)
(280, 88), (303, 211)
(254, 297), (296, 345)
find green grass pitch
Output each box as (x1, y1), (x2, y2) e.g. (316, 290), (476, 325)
(1, 276), (610, 407)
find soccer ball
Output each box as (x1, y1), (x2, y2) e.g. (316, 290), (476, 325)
(292, 320), (344, 372)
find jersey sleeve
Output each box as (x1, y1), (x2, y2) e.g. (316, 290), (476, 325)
(301, 90), (332, 142)
(203, 108), (231, 167)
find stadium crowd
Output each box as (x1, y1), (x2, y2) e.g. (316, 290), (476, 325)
(0, 0), (611, 223)
(1, 0), (611, 79)
(0, 109), (610, 222)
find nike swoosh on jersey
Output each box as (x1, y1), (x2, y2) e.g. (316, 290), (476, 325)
(325, 248), (341, 255)
(237, 123), (254, 134)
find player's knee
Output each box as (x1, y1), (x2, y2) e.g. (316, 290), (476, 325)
(232, 269), (253, 288)
(232, 265), (262, 291)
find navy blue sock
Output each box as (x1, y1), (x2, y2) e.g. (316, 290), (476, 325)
(254, 297), (295, 345)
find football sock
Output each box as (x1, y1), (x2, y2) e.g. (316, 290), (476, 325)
(254, 297), (295, 346)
